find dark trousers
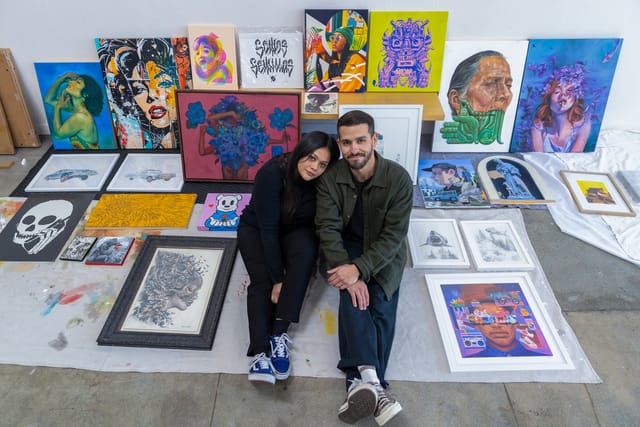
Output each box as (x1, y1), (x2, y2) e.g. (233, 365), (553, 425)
(337, 279), (399, 389)
(238, 223), (318, 356)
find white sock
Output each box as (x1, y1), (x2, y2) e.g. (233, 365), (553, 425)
(358, 365), (380, 384)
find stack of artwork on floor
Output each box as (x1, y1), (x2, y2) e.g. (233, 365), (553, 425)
(3, 8), (633, 373)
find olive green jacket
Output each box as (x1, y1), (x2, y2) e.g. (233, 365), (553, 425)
(315, 153), (413, 300)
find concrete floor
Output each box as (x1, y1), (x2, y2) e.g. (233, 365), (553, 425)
(0, 140), (638, 427)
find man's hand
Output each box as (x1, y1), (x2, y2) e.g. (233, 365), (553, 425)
(327, 264), (360, 289)
(346, 280), (369, 310)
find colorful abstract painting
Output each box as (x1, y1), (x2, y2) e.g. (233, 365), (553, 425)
(431, 41), (528, 153)
(188, 25), (238, 90)
(426, 272), (574, 372)
(176, 90), (300, 182)
(304, 9), (368, 92)
(85, 193), (196, 228)
(510, 38), (623, 153)
(197, 193), (251, 231)
(238, 29), (303, 88)
(367, 11), (448, 92)
(34, 62), (116, 150)
(95, 38), (186, 149)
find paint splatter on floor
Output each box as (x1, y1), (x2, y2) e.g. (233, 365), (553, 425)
(317, 307), (337, 336)
(66, 317), (85, 328)
(48, 332), (68, 351)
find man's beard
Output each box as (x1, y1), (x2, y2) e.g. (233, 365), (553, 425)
(347, 150), (372, 170)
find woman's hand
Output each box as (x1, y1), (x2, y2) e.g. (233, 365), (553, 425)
(271, 282), (283, 304)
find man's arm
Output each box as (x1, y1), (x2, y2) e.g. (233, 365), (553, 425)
(315, 172), (351, 269)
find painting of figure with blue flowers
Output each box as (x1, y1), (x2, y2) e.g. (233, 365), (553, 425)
(510, 38), (622, 153)
(176, 91), (300, 182)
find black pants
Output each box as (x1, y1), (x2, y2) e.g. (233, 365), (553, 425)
(338, 279), (399, 389)
(238, 223), (318, 356)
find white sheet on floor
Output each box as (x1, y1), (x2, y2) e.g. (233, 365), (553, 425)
(0, 203), (600, 383)
(524, 129), (640, 267)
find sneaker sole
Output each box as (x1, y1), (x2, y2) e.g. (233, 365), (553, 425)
(273, 367), (290, 381)
(338, 388), (377, 424)
(248, 373), (276, 384)
(374, 401), (402, 426)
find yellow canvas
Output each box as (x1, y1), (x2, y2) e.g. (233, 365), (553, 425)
(367, 11), (448, 92)
(85, 194), (197, 228)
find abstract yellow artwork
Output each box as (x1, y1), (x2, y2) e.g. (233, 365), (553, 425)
(85, 194), (197, 228)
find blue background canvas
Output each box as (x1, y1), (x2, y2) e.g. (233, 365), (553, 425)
(34, 62), (116, 150)
(510, 38), (622, 153)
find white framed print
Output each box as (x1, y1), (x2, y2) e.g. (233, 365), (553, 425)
(459, 220), (534, 271)
(425, 272), (575, 372)
(407, 218), (469, 268)
(106, 153), (184, 192)
(339, 104), (423, 182)
(560, 170), (636, 217)
(25, 153), (120, 192)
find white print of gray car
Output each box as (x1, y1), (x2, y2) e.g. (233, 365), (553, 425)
(45, 169), (98, 182)
(126, 169), (176, 182)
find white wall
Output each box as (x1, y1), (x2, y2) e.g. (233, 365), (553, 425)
(1, 0), (637, 134)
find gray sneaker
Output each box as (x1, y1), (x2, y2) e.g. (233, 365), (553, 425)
(373, 383), (402, 426)
(338, 379), (378, 424)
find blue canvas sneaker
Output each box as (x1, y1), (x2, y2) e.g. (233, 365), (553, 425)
(248, 352), (275, 384)
(269, 333), (292, 380)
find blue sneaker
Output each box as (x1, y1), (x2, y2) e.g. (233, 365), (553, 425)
(248, 352), (275, 384)
(269, 333), (291, 380)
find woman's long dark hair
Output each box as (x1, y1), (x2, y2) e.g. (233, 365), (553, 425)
(280, 131), (339, 223)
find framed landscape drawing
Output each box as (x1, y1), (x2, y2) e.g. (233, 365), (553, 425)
(34, 62), (116, 150)
(339, 104), (422, 182)
(176, 90), (300, 182)
(198, 193), (251, 231)
(85, 236), (135, 266)
(425, 272), (574, 372)
(106, 153), (184, 192)
(560, 170), (636, 217)
(25, 153), (120, 192)
(459, 220), (534, 271)
(407, 218), (469, 269)
(477, 156), (554, 205)
(97, 235), (238, 349)
(59, 235), (97, 261)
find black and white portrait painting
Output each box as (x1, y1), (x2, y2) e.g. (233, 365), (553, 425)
(0, 194), (93, 262)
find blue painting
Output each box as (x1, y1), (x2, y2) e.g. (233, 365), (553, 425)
(510, 38), (622, 153)
(34, 62), (116, 150)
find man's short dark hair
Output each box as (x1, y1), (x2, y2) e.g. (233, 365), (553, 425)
(337, 110), (375, 136)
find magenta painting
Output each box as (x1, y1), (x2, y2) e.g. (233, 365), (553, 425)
(176, 91), (300, 182)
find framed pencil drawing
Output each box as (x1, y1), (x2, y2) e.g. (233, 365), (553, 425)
(407, 218), (469, 269)
(97, 235), (238, 349)
(425, 272), (574, 372)
(339, 104), (423, 182)
(106, 153), (184, 192)
(459, 220), (534, 271)
(560, 170), (636, 217)
(25, 153), (120, 192)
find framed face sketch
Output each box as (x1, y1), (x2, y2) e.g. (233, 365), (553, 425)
(97, 235), (237, 349)
(459, 220), (534, 271)
(560, 170), (636, 217)
(407, 218), (469, 269)
(425, 272), (574, 372)
(339, 104), (423, 182)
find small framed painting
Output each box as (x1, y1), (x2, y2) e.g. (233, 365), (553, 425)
(560, 170), (636, 217)
(339, 104), (423, 182)
(459, 220), (534, 271)
(97, 235), (238, 349)
(425, 272), (574, 372)
(59, 235), (97, 261)
(198, 193), (251, 231)
(106, 153), (184, 192)
(303, 92), (338, 115)
(25, 153), (120, 192)
(407, 218), (469, 269)
(85, 236), (135, 266)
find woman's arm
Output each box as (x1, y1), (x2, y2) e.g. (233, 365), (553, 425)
(530, 119), (545, 152)
(44, 73), (77, 109)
